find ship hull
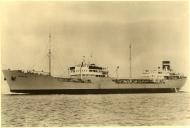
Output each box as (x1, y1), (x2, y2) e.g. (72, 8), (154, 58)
(3, 70), (186, 94)
(10, 88), (179, 94)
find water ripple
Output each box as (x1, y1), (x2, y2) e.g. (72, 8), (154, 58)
(2, 93), (190, 127)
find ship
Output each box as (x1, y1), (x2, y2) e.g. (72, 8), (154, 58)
(2, 34), (187, 94)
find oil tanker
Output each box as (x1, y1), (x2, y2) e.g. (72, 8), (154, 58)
(2, 34), (187, 94)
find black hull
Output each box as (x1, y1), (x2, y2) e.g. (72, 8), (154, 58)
(11, 88), (179, 94)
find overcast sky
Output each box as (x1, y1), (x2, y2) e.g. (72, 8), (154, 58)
(1, 2), (189, 92)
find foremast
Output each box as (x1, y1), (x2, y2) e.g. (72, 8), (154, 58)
(48, 33), (52, 76)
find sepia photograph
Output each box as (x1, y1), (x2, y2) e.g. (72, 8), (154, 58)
(1, 0), (190, 127)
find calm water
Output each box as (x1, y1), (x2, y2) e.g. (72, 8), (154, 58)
(1, 93), (190, 127)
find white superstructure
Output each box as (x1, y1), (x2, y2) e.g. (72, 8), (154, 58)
(69, 63), (109, 78)
(142, 61), (185, 80)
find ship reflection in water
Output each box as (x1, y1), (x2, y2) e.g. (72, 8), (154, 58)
(1, 93), (190, 127)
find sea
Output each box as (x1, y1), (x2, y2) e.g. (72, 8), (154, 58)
(1, 92), (190, 127)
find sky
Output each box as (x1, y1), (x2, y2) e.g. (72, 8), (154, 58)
(1, 1), (189, 93)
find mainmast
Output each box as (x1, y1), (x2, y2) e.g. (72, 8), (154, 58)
(48, 33), (52, 76)
(129, 44), (132, 78)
